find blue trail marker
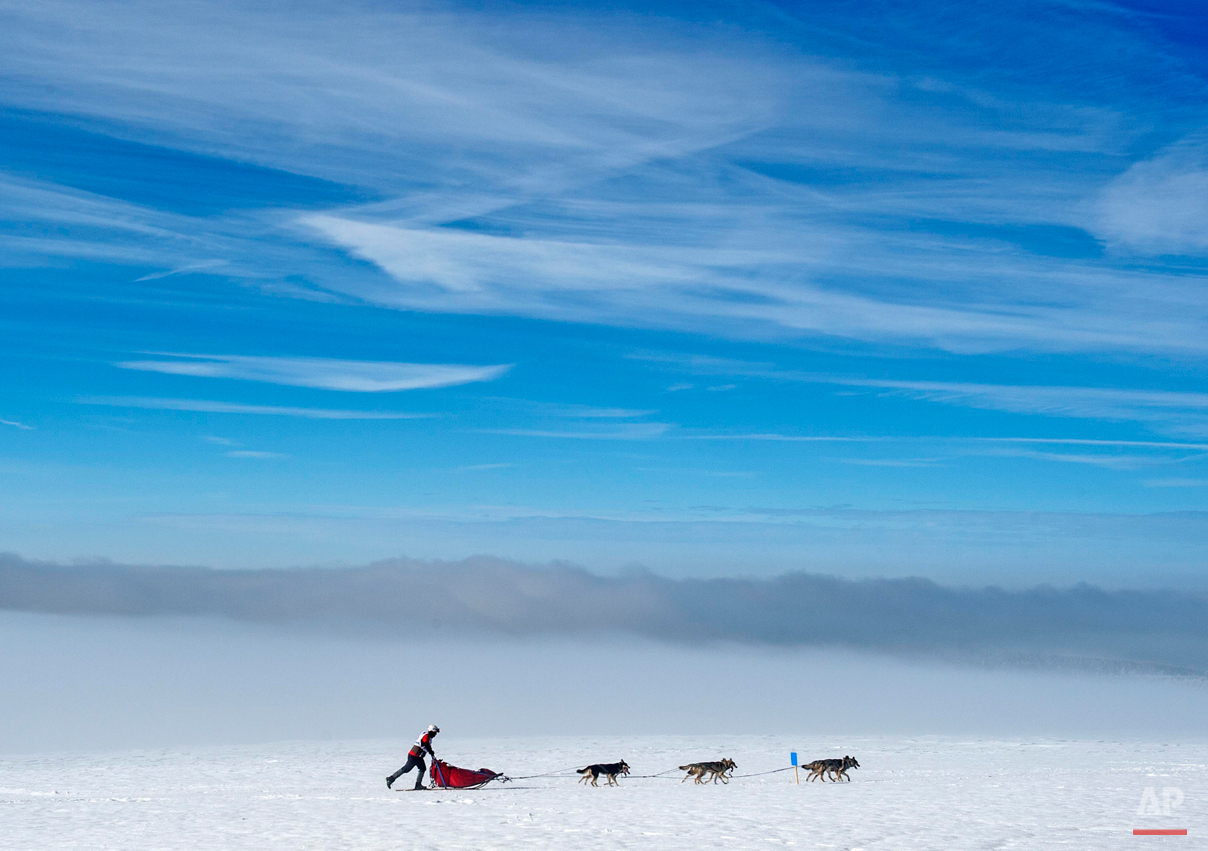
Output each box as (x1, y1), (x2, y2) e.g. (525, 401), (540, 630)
(791, 751), (799, 784)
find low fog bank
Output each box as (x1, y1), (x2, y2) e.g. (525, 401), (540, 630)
(3, 611), (1207, 754)
(4, 553), (1208, 675)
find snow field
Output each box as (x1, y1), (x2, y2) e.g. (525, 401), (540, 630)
(1, 736), (1203, 849)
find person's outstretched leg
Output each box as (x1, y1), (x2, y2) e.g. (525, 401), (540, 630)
(386, 762), (407, 789)
(387, 754), (424, 789)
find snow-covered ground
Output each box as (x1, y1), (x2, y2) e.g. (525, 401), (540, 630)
(2, 736), (1202, 849)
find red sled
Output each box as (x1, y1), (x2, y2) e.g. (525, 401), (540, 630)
(429, 759), (506, 789)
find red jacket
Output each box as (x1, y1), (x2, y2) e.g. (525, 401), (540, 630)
(409, 731), (436, 758)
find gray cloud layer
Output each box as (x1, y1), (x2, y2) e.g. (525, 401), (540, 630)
(3, 553), (1207, 677)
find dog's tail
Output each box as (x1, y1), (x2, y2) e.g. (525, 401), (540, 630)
(678, 765), (692, 770)
(576, 767), (590, 774)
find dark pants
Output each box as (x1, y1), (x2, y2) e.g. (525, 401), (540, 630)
(388, 753), (427, 789)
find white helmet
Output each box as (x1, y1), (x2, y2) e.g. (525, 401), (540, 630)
(427, 724), (440, 734)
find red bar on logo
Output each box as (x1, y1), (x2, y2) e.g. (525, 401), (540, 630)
(1133, 829), (1188, 836)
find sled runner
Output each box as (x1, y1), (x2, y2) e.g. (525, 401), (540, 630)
(428, 759), (506, 789)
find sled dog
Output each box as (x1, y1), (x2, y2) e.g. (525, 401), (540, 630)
(679, 758), (737, 784)
(832, 755), (859, 781)
(805, 755), (859, 782)
(577, 760), (630, 786)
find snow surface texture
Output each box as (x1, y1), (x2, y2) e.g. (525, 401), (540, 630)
(2, 736), (1201, 849)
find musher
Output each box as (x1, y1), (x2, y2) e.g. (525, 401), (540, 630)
(387, 724), (440, 790)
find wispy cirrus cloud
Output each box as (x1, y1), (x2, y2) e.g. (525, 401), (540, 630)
(480, 423), (670, 440)
(551, 405), (655, 419)
(969, 437), (1208, 451)
(687, 433), (885, 443)
(838, 378), (1208, 439)
(835, 457), (941, 468)
(484, 399), (656, 420)
(638, 353), (1208, 438)
(77, 396), (429, 420)
(972, 448), (1163, 471)
(4, 0), (1207, 358)
(845, 380), (1208, 423)
(688, 433), (1205, 471)
(133, 260), (228, 282)
(116, 353), (511, 392)
(1091, 133), (1208, 255)
(1, 419), (33, 430)
(303, 212), (1208, 355)
(1145, 478), (1208, 488)
(465, 398), (665, 439)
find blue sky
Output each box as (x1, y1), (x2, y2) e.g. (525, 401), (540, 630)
(3, 0), (1208, 584)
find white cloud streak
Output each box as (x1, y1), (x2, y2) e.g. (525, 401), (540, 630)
(685, 433), (1208, 471)
(77, 396), (430, 420)
(1144, 478), (1208, 489)
(835, 458), (941, 468)
(687, 433), (886, 443)
(639, 354), (1208, 438)
(304, 213), (1208, 355)
(969, 437), (1208, 451)
(686, 432), (1208, 451)
(479, 423), (671, 440)
(972, 448), (1160, 471)
(832, 378), (1208, 437)
(116, 353), (511, 392)
(133, 261), (229, 281)
(1092, 133), (1208, 254)
(3, 0), (1207, 357)
(486, 399), (656, 420)
(0, 419), (34, 430)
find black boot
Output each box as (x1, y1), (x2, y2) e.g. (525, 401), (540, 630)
(386, 772), (400, 789)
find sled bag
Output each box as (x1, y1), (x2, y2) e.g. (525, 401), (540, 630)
(429, 759), (500, 789)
